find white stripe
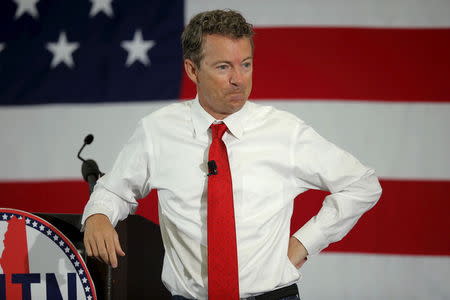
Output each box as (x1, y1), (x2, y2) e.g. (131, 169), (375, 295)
(298, 252), (450, 299)
(264, 100), (450, 180)
(0, 101), (449, 180)
(0, 101), (174, 180)
(186, 0), (450, 28)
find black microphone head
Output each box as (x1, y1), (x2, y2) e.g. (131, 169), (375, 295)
(84, 134), (94, 145)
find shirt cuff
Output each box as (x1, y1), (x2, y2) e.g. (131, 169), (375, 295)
(80, 202), (115, 231)
(293, 218), (330, 256)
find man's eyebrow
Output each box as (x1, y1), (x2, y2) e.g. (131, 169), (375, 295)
(212, 57), (253, 65)
(212, 60), (231, 65)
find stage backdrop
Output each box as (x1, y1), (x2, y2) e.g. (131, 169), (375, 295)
(1, 0), (449, 299)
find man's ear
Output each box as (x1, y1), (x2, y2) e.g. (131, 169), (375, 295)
(184, 59), (198, 84)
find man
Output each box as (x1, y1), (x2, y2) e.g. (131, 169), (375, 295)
(82, 9), (382, 300)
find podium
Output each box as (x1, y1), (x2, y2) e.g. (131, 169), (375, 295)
(36, 213), (171, 300)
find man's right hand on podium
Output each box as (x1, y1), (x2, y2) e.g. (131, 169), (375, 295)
(83, 214), (126, 268)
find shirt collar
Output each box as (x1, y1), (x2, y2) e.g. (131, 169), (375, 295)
(191, 96), (248, 140)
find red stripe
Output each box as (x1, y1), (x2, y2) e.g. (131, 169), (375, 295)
(290, 179), (450, 255)
(0, 180), (160, 223)
(180, 27), (450, 102)
(1, 179), (449, 255)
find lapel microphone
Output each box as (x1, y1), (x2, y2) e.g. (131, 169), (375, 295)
(207, 160), (218, 176)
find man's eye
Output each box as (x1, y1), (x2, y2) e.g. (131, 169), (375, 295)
(217, 65), (228, 70)
(243, 62), (252, 68)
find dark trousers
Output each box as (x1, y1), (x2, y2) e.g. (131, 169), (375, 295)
(171, 283), (301, 300)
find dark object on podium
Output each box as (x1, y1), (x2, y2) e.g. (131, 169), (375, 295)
(36, 213), (171, 299)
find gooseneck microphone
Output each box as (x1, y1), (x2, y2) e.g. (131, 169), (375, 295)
(207, 160), (218, 176)
(77, 134), (104, 193)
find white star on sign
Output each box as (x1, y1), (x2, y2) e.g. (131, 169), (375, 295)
(121, 29), (155, 67)
(82, 277), (87, 284)
(46, 32), (80, 68)
(13, 0), (40, 19)
(70, 254), (75, 260)
(89, 0), (113, 18)
(39, 225), (45, 231)
(32, 221), (37, 227)
(26, 218), (31, 224)
(2, 214), (7, 220)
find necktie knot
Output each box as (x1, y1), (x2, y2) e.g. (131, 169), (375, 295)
(210, 123), (227, 140)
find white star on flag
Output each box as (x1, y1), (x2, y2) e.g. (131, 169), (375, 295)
(26, 218), (31, 224)
(82, 277), (87, 284)
(47, 229), (52, 235)
(2, 214), (7, 220)
(0, 44), (5, 53)
(39, 225), (45, 231)
(70, 254), (75, 260)
(13, 0), (40, 19)
(89, 0), (114, 18)
(121, 29), (155, 67)
(46, 32), (80, 68)
(32, 221), (37, 227)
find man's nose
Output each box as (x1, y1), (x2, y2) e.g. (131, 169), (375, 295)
(229, 68), (244, 87)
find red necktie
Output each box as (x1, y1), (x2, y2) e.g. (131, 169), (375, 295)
(207, 123), (240, 299)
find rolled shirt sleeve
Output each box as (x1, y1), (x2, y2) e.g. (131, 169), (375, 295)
(81, 120), (152, 228)
(291, 122), (382, 256)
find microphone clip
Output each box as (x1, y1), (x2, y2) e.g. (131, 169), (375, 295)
(207, 160), (218, 176)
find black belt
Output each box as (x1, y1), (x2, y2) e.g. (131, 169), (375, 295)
(254, 283), (299, 300)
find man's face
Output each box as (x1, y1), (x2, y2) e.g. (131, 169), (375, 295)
(185, 34), (253, 120)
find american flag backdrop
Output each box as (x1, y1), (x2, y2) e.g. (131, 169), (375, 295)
(1, 0), (450, 299)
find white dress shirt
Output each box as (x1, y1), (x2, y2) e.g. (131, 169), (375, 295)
(82, 98), (382, 299)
